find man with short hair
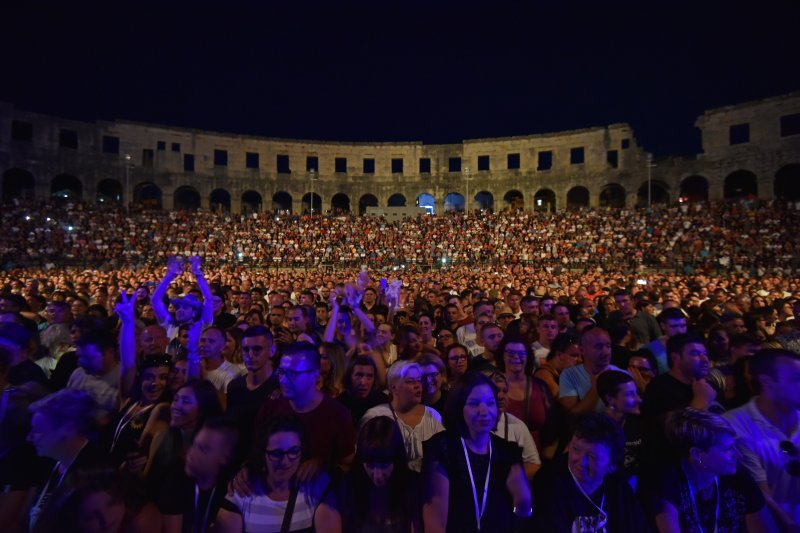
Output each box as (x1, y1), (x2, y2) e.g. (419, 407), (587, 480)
(644, 307), (688, 374)
(469, 321), (504, 373)
(67, 329), (122, 413)
(559, 327), (621, 415)
(724, 349), (800, 530)
(456, 300), (494, 357)
(227, 325), (279, 426)
(614, 289), (661, 349)
(255, 342), (356, 477)
(200, 326), (245, 394)
(139, 324), (169, 357)
(212, 292), (236, 329)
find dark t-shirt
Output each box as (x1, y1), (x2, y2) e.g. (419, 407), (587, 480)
(531, 454), (648, 533)
(159, 475), (228, 533)
(640, 463), (765, 533)
(336, 390), (388, 426)
(7, 359), (48, 388)
(227, 374), (280, 425)
(422, 431), (522, 533)
(256, 395), (356, 471)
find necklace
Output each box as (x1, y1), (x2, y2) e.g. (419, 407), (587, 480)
(461, 436), (492, 531)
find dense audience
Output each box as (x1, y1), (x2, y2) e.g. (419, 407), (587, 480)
(1, 197), (800, 532)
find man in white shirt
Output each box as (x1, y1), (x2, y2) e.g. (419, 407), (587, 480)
(200, 326), (244, 394)
(724, 349), (800, 531)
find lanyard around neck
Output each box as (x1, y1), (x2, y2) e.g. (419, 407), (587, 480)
(682, 463), (719, 533)
(568, 464), (607, 529)
(461, 436), (492, 531)
(194, 483), (217, 533)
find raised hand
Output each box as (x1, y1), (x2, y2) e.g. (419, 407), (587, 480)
(166, 256), (183, 277)
(115, 289), (136, 324)
(188, 255), (203, 276)
(344, 283), (362, 308)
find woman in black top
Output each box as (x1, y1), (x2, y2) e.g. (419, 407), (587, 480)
(422, 371), (531, 533)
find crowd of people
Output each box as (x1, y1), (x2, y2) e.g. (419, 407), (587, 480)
(2, 198), (800, 273)
(0, 197), (799, 532)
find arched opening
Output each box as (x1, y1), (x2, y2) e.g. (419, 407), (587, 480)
(680, 175), (709, 202)
(566, 186), (590, 210)
(210, 188), (231, 213)
(444, 192), (465, 212)
(637, 180), (670, 206)
(388, 193), (407, 207)
(503, 190), (524, 211)
(774, 164), (800, 201)
(2, 168), (35, 202)
(533, 189), (556, 213)
(51, 174), (82, 201)
(272, 191), (292, 214)
(599, 183), (626, 208)
(134, 182), (163, 209)
(241, 190), (262, 214)
(359, 194), (379, 215)
(724, 170), (758, 200)
(474, 191), (494, 211)
(174, 186), (201, 210)
(416, 193), (435, 214)
(331, 193), (351, 214)
(96, 178), (123, 205)
(301, 192), (323, 214)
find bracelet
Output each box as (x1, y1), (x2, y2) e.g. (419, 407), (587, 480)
(513, 506), (533, 517)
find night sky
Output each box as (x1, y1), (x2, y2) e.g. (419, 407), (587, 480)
(2, 1), (798, 156)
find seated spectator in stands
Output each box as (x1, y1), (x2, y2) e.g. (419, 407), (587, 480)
(343, 416), (420, 532)
(531, 413), (646, 532)
(533, 332), (580, 399)
(597, 370), (644, 487)
(27, 389), (109, 533)
(642, 408), (775, 532)
(161, 417), (240, 532)
(337, 355), (387, 425)
(423, 371), (531, 532)
(360, 360), (443, 473)
(216, 417), (340, 532)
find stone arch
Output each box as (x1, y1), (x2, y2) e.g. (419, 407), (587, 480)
(272, 191), (292, 213)
(533, 188), (556, 212)
(331, 193), (351, 214)
(599, 183), (626, 208)
(566, 186), (590, 210)
(774, 164), (800, 201)
(387, 193), (407, 207)
(174, 185), (201, 210)
(680, 175), (709, 202)
(241, 190), (262, 214)
(358, 194), (379, 215)
(51, 174), (82, 201)
(724, 170), (758, 199)
(637, 180), (670, 206)
(96, 178), (123, 205)
(301, 192), (323, 214)
(503, 190), (524, 211)
(134, 182), (163, 209)
(416, 193), (435, 214)
(210, 188), (231, 213)
(474, 191), (494, 211)
(2, 168), (35, 202)
(444, 192), (465, 212)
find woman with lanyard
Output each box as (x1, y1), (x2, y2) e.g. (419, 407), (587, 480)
(642, 408), (776, 532)
(494, 335), (555, 456)
(422, 371), (531, 533)
(215, 416), (340, 533)
(109, 355), (172, 467)
(531, 413), (646, 532)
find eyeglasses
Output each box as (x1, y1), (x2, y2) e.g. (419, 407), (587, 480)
(779, 441), (800, 476)
(266, 446), (302, 461)
(275, 368), (316, 380)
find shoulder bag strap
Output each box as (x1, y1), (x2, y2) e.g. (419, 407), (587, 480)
(524, 375), (531, 429)
(280, 484), (300, 533)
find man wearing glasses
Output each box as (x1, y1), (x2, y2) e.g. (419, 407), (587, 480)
(724, 349), (800, 531)
(255, 342), (356, 479)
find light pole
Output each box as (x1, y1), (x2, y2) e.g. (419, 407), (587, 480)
(309, 169), (319, 216)
(463, 166), (472, 213)
(123, 153), (132, 212)
(646, 153), (652, 207)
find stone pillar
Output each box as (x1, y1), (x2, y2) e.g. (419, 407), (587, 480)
(230, 194), (242, 215)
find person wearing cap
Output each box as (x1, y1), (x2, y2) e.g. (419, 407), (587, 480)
(151, 256), (213, 341)
(496, 304), (516, 331)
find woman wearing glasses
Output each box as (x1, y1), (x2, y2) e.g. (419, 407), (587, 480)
(215, 417), (340, 532)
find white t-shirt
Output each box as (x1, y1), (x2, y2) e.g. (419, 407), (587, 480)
(359, 404), (444, 472)
(205, 359), (246, 393)
(493, 412), (541, 466)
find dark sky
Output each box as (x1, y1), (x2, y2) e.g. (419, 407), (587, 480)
(2, 1), (798, 155)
